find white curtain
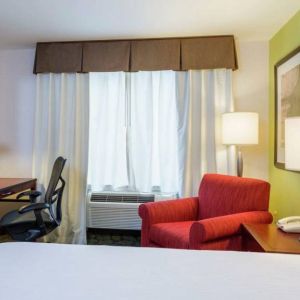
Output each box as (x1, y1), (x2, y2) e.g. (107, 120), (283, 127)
(88, 69), (235, 198)
(88, 72), (128, 191)
(88, 71), (179, 194)
(177, 69), (236, 197)
(130, 71), (179, 193)
(33, 73), (89, 244)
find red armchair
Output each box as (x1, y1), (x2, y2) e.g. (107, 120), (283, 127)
(138, 174), (272, 251)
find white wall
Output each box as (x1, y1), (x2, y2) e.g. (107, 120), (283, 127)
(233, 40), (269, 180)
(0, 48), (35, 177)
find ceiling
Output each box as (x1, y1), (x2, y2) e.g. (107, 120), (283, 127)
(0, 0), (299, 49)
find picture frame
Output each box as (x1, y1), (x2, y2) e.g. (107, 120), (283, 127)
(275, 46), (300, 169)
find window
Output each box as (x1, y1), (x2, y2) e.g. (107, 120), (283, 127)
(88, 71), (179, 194)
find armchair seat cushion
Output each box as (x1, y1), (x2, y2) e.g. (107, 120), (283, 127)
(149, 221), (194, 249)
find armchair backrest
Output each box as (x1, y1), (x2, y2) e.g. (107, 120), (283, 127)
(198, 174), (270, 220)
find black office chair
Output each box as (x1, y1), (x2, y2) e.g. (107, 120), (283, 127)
(0, 157), (67, 242)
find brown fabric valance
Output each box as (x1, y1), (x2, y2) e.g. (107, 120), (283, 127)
(130, 39), (181, 71)
(34, 42), (82, 73)
(181, 36), (238, 70)
(34, 35), (238, 73)
(82, 41), (130, 72)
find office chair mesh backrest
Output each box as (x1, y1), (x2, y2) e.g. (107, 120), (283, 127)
(44, 157), (67, 224)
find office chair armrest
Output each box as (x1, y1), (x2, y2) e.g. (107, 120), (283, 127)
(17, 190), (42, 201)
(18, 203), (50, 214)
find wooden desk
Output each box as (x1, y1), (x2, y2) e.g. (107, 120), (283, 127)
(0, 178), (37, 202)
(242, 223), (300, 254)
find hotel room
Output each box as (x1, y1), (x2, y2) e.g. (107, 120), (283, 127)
(0, 0), (300, 299)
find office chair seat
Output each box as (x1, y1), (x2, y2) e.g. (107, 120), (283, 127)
(1, 209), (52, 226)
(0, 209), (56, 241)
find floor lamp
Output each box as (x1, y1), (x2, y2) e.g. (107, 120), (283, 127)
(222, 112), (259, 177)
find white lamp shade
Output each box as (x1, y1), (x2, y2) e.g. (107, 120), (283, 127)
(285, 117), (300, 171)
(222, 112), (259, 145)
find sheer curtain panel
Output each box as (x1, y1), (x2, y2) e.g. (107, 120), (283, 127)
(33, 73), (89, 244)
(88, 69), (235, 198)
(130, 71), (179, 193)
(88, 72), (128, 191)
(88, 71), (179, 194)
(176, 69), (236, 197)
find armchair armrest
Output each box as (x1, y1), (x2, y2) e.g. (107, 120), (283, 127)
(190, 211), (273, 246)
(139, 197), (199, 247)
(18, 202), (50, 214)
(139, 197), (199, 225)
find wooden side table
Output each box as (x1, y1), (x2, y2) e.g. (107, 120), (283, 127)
(242, 223), (300, 254)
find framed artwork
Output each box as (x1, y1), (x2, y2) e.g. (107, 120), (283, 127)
(275, 46), (300, 169)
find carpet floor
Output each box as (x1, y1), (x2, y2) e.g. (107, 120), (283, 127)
(0, 230), (141, 247)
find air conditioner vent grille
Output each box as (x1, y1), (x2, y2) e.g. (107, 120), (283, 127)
(90, 193), (155, 203)
(87, 192), (177, 230)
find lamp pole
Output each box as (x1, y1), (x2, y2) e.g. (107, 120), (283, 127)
(237, 147), (243, 177)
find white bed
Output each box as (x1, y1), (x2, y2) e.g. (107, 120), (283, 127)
(0, 243), (299, 300)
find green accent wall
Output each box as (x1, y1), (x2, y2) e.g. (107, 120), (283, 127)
(269, 10), (300, 220)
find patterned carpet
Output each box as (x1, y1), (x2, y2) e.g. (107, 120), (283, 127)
(87, 230), (140, 246)
(0, 230), (141, 246)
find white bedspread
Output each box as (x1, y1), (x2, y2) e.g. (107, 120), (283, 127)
(0, 243), (299, 300)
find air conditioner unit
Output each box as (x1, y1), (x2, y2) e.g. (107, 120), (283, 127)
(86, 191), (177, 230)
